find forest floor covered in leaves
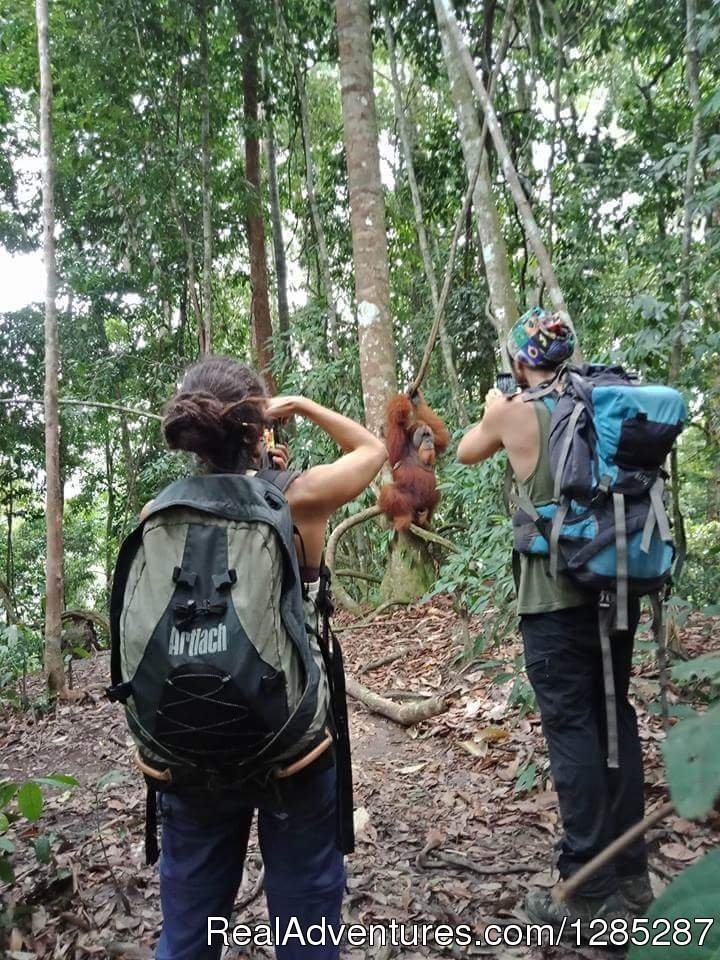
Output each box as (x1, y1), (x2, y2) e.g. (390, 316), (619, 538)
(1, 598), (719, 959)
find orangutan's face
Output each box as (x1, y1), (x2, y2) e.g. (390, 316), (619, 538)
(413, 424), (436, 467)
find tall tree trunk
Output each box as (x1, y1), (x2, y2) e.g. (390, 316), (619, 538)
(671, 0), (702, 383)
(383, 8), (468, 424)
(198, 0), (213, 353)
(337, 0), (436, 605)
(336, 0), (398, 435)
(667, 0), (703, 582)
(435, 0), (574, 336)
(265, 116), (291, 362)
(275, 0), (339, 354)
(35, 0), (65, 695)
(242, 13), (277, 394)
(433, 0), (518, 345)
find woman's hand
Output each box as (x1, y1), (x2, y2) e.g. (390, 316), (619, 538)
(265, 396), (306, 422)
(268, 443), (290, 470)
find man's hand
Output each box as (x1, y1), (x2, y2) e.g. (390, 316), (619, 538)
(484, 387), (504, 409)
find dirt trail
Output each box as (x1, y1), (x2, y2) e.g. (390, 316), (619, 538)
(1, 601), (718, 958)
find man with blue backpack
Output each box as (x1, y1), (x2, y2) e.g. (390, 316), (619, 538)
(457, 308), (686, 936)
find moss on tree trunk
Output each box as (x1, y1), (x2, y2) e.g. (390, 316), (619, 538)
(380, 530), (436, 603)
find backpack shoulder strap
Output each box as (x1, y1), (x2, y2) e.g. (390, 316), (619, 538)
(255, 468), (301, 494)
(108, 519), (146, 697)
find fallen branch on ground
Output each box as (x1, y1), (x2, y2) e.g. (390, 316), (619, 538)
(359, 645), (413, 675)
(345, 674), (448, 725)
(416, 831), (543, 875)
(553, 800), (675, 903)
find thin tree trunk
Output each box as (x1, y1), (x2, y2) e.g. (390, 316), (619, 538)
(336, 0), (398, 435)
(242, 13), (277, 395)
(35, 0), (65, 695)
(198, 0), (213, 353)
(0, 576), (16, 626)
(104, 428), (115, 592)
(95, 315), (141, 517)
(275, 0), (339, 354)
(383, 8), (467, 424)
(436, 0), (573, 334)
(433, 0), (518, 345)
(265, 116), (291, 362)
(671, 0), (702, 383)
(5, 459), (14, 602)
(173, 200), (204, 333)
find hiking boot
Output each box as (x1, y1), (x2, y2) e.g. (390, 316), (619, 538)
(525, 887), (632, 941)
(619, 871), (654, 914)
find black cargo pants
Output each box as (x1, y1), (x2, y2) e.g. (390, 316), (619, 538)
(520, 600), (648, 898)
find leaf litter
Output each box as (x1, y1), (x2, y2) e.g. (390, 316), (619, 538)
(0, 598), (718, 958)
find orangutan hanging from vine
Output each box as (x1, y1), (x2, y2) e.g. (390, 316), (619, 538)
(378, 392), (450, 532)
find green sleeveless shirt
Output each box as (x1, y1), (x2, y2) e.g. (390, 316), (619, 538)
(515, 402), (589, 615)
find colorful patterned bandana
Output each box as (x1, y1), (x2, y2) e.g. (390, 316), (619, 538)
(507, 307), (575, 367)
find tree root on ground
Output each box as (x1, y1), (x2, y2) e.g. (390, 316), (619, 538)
(345, 674), (448, 726)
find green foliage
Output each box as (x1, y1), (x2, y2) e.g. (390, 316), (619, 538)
(628, 852), (720, 960)
(0, 774), (78, 884)
(672, 654), (720, 688)
(663, 703), (720, 820)
(431, 452), (515, 639)
(0, 624), (42, 694)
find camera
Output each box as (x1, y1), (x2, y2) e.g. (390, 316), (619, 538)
(495, 372), (518, 395)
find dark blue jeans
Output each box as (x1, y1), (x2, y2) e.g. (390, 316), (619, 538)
(521, 601), (648, 899)
(156, 765), (345, 960)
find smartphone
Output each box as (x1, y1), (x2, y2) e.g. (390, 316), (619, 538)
(496, 372), (518, 395)
(260, 426), (276, 470)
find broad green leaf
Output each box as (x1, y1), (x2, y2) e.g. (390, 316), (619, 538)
(0, 837), (14, 853)
(672, 655), (720, 685)
(17, 781), (43, 822)
(0, 856), (15, 883)
(628, 852), (720, 959)
(0, 813), (9, 833)
(34, 836), (51, 864)
(663, 704), (720, 819)
(514, 762), (537, 795)
(0, 782), (18, 808)
(33, 775), (79, 788)
(96, 770), (130, 789)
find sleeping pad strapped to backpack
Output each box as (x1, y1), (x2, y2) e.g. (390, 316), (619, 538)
(512, 364), (686, 767)
(106, 469), (354, 862)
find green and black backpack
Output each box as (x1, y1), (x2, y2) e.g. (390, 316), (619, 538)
(107, 469), (354, 861)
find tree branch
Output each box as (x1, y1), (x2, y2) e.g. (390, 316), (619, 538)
(0, 398), (162, 422)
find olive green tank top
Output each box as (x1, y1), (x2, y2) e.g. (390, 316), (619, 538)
(516, 402), (589, 615)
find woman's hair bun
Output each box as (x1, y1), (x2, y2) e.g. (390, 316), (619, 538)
(162, 358), (267, 472)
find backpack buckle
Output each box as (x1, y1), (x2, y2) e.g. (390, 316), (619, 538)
(599, 591), (612, 611)
(106, 681), (132, 704)
(212, 570), (237, 591)
(173, 567), (197, 588)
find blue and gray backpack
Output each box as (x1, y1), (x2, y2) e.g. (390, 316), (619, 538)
(512, 364), (687, 766)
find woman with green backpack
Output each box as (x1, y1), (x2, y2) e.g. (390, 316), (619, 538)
(110, 356), (386, 959)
